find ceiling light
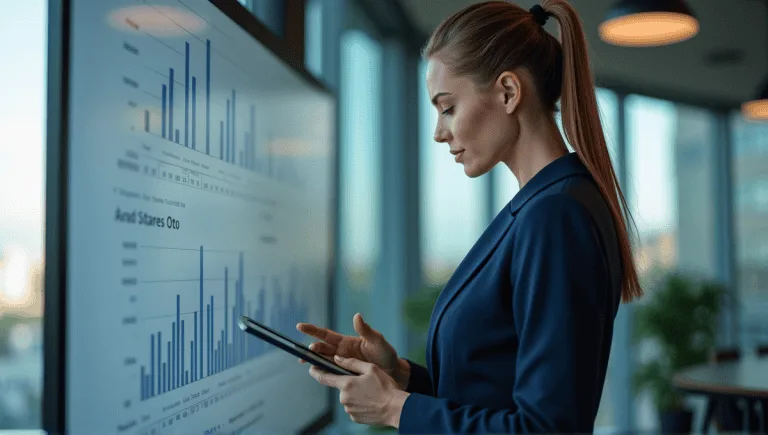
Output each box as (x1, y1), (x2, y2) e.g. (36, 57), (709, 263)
(742, 79), (768, 121)
(599, 0), (699, 47)
(742, 1), (768, 121)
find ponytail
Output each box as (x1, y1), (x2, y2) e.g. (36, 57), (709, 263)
(542, 0), (643, 302)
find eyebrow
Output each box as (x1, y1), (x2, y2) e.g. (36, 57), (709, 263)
(431, 92), (452, 106)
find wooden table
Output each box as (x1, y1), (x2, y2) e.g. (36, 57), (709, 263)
(673, 358), (768, 433)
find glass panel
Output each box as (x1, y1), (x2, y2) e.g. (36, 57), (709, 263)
(337, 29), (382, 326)
(624, 95), (720, 431)
(0, 0), (46, 429)
(237, 0), (285, 37)
(304, 0), (322, 78)
(731, 114), (768, 349)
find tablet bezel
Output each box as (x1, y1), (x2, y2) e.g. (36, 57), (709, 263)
(238, 316), (358, 376)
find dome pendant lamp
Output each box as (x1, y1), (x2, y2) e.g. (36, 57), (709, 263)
(741, 1), (768, 121)
(599, 0), (700, 47)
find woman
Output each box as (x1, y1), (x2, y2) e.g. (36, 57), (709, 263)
(297, 0), (642, 433)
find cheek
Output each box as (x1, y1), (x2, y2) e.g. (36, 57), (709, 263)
(453, 108), (488, 149)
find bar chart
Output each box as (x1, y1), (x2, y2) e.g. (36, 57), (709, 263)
(136, 247), (308, 401)
(130, 32), (304, 187)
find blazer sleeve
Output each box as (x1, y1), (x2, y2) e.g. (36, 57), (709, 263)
(403, 359), (433, 396)
(398, 194), (611, 434)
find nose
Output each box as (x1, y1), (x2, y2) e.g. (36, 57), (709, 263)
(433, 123), (451, 144)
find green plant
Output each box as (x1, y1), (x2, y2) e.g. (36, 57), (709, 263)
(402, 284), (443, 365)
(633, 272), (725, 412)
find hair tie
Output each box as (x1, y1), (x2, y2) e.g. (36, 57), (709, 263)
(529, 4), (550, 26)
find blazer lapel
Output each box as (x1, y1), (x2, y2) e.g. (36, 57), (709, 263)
(426, 206), (515, 391)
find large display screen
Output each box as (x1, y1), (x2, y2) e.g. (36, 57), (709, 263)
(63, 0), (335, 433)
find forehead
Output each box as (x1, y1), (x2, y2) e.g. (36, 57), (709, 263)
(425, 57), (454, 94)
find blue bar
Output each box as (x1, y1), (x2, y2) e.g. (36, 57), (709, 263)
(162, 85), (167, 138)
(239, 253), (244, 363)
(200, 246), (204, 380)
(224, 267), (228, 370)
(226, 100), (230, 162)
(166, 342), (170, 392)
(192, 77), (197, 150)
(220, 121), (224, 160)
(193, 312), (197, 382)
(141, 366), (145, 400)
(207, 303), (211, 376)
(191, 340), (195, 382)
(250, 105), (255, 170)
(175, 129), (179, 144)
(231, 305), (236, 366)
(144, 110), (150, 133)
(232, 90), (236, 165)
(171, 321), (176, 390)
(185, 42), (189, 147)
(169, 68), (174, 141)
(206, 39), (211, 155)
(181, 319), (185, 386)
(176, 294), (181, 387)
(211, 295), (214, 373)
(162, 361), (166, 394)
(151, 334), (155, 397)
(157, 331), (162, 396)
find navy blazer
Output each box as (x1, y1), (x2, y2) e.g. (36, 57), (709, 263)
(399, 152), (623, 434)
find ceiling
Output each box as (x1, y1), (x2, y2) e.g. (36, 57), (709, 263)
(397, 0), (768, 109)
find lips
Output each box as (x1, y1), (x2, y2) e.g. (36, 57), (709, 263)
(454, 150), (464, 162)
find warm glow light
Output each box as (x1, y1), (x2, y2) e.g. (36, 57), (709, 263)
(108, 5), (206, 36)
(742, 99), (768, 121)
(599, 12), (699, 46)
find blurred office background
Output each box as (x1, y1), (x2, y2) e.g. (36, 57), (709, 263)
(1, 0), (767, 433)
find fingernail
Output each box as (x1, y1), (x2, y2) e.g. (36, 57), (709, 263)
(335, 355), (344, 361)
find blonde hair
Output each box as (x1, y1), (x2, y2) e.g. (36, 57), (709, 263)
(424, 0), (642, 302)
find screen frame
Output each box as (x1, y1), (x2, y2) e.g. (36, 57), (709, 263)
(43, 0), (337, 432)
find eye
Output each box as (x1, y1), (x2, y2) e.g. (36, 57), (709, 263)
(441, 106), (454, 116)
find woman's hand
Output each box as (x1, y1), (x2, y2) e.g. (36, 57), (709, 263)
(296, 313), (410, 389)
(309, 355), (410, 428)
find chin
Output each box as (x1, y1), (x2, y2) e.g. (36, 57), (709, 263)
(462, 160), (490, 178)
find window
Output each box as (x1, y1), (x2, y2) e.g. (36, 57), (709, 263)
(336, 29), (382, 330)
(625, 95), (679, 431)
(0, 0), (46, 429)
(731, 114), (768, 349)
(304, 0), (322, 78)
(237, 0), (285, 37)
(419, 59), (487, 287)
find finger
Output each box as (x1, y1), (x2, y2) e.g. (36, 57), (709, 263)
(352, 313), (380, 341)
(309, 341), (338, 356)
(296, 323), (345, 346)
(309, 365), (342, 388)
(334, 355), (372, 374)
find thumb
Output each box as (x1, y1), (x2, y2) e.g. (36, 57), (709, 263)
(334, 355), (370, 374)
(353, 313), (379, 340)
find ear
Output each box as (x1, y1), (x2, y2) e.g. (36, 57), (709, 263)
(496, 71), (522, 115)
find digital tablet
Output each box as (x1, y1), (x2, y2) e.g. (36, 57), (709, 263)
(237, 315), (359, 376)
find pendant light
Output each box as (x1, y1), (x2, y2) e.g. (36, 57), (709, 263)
(599, 0), (700, 47)
(742, 1), (768, 121)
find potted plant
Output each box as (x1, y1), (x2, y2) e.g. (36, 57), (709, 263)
(633, 272), (725, 434)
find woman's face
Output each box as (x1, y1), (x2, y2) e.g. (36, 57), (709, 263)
(426, 57), (521, 178)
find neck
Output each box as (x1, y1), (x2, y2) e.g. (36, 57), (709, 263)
(503, 112), (569, 188)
